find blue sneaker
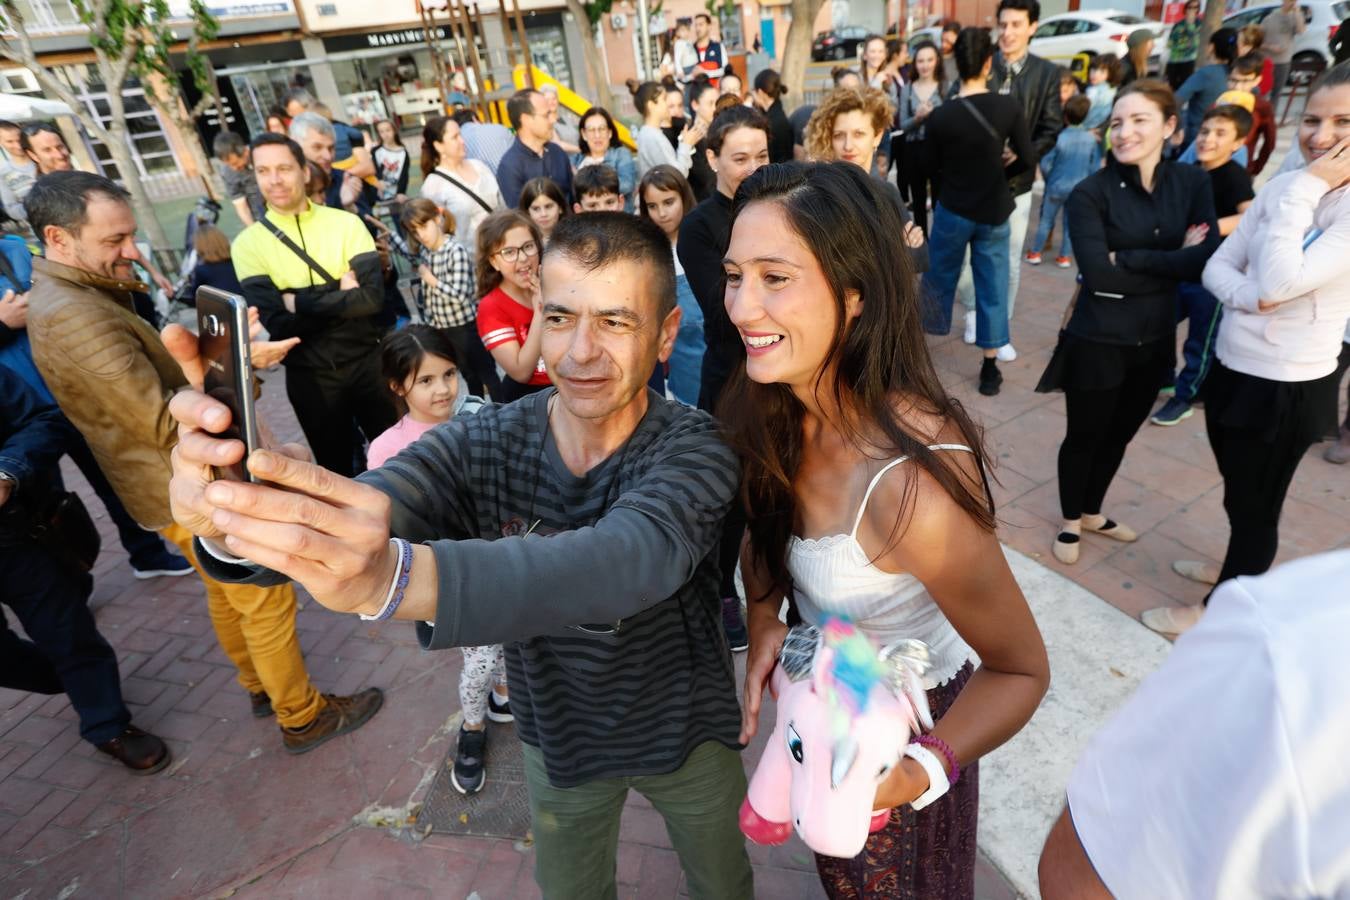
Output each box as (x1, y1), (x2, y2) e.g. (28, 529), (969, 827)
(1150, 397), (1193, 427)
(131, 547), (194, 580)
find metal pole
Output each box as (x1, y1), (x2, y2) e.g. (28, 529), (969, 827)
(636, 0), (652, 80)
(513, 0), (534, 89)
(466, 1), (493, 122)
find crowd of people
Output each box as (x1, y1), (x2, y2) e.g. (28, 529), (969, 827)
(1, 2), (1349, 897)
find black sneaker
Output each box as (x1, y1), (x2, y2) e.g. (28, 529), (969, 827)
(722, 597), (749, 653)
(451, 726), (487, 794)
(131, 547), (194, 580)
(487, 691), (513, 724)
(1150, 397), (1193, 426)
(978, 358), (1003, 396)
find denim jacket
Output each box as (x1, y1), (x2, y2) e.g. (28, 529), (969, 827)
(1041, 126), (1101, 199)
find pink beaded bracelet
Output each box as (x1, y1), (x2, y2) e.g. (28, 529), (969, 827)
(912, 734), (960, 786)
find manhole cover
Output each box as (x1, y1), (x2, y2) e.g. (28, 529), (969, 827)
(417, 722), (532, 839)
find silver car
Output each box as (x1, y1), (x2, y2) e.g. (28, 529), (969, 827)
(1223, 0), (1350, 83)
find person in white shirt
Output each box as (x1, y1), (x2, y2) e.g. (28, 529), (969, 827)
(418, 115), (503, 261)
(1143, 62), (1350, 636)
(631, 80), (706, 179)
(1040, 549), (1350, 900)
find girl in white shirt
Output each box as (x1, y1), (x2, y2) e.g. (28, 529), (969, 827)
(1145, 64), (1350, 636)
(631, 80), (705, 178)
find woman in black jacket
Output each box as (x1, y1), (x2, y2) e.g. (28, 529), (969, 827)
(1036, 80), (1219, 564)
(751, 69), (795, 164)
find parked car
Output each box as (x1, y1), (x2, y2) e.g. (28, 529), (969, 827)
(1223, 0), (1348, 84)
(1030, 10), (1169, 70)
(813, 25), (870, 61)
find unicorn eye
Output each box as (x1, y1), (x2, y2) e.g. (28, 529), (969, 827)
(786, 724), (804, 763)
(876, 764), (892, 781)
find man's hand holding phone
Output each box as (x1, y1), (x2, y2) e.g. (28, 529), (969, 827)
(165, 386), (399, 616)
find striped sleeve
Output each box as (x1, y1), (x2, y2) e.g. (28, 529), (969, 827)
(475, 293), (521, 350)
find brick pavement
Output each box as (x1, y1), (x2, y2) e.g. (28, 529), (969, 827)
(2, 230), (1345, 899)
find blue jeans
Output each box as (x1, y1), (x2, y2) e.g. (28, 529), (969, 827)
(922, 204), (1011, 349)
(0, 541), (131, 745)
(668, 273), (706, 406)
(1175, 281), (1222, 403)
(1032, 193), (1072, 259)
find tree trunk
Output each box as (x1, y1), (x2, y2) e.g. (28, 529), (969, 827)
(563, 0), (616, 112)
(781, 0), (826, 105)
(1198, 0), (1227, 56)
(0, 0), (171, 251)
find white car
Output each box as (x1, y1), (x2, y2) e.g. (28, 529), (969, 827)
(1223, 0), (1349, 84)
(1030, 10), (1169, 68)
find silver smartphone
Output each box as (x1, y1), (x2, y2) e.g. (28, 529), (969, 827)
(196, 286), (260, 483)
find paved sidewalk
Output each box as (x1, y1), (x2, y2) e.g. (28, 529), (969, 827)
(2, 245), (1345, 899)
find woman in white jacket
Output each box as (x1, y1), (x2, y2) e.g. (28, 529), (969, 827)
(1144, 62), (1350, 635)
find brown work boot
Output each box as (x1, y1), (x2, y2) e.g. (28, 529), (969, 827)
(97, 725), (172, 775)
(281, 688), (384, 755)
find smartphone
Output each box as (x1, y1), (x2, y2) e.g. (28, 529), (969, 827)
(196, 286), (260, 482)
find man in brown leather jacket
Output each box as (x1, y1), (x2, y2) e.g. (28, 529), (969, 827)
(25, 171), (383, 755)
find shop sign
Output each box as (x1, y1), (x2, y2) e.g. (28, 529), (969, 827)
(323, 26), (449, 53)
(167, 0), (293, 16)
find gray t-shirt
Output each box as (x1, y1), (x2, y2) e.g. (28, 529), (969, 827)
(1262, 8), (1304, 63)
(193, 389), (743, 788)
(220, 163), (266, 221)
(368, 389), (744, 787)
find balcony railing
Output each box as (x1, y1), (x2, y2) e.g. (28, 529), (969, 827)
(4, 0), (87, 35)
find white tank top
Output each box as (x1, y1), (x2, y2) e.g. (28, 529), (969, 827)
(787, 444), (976, 688)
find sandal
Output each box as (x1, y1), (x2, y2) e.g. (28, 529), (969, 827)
(1083, 517), (1138, 543)
(1053, 531), (1081, 565)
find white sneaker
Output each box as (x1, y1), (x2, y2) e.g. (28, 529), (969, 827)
(962, 310), (976, 344)
(996, 343), (1018, 362)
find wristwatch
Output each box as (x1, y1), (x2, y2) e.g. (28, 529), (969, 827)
(904, 742), (951, 811)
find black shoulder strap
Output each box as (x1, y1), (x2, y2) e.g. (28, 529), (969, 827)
(0, 247), (22, 294)
(958, 97), (1002, 145)
(259, 218), (338, 287)
(429, 169), (494, 214)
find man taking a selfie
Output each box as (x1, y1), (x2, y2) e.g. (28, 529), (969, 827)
(165, 213), (753, 900)
(24, 170), (385, 755)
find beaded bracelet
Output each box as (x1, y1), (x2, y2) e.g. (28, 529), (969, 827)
(912, 734), (960, 786)
(360, 538), (413, 622)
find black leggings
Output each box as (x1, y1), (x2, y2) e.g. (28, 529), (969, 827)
(1334, 341), (1350, 431)
(442, 322), (502, 400)
(1058, 367), (1160, 521)
(895, 144), (933, 236)
(1204, 363), (1326, 594)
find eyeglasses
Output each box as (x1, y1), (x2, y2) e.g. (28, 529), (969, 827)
(582, 125), (611, 135)
(495, 240), (539, 262)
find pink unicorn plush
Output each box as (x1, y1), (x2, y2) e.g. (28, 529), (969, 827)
(739, 618), (934, 859)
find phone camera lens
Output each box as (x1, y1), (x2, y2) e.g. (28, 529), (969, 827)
(205, 314), (220, 336)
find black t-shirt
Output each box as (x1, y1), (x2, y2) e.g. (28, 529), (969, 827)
(1207, 159), (1255, 219)
(790, 104), (815, 147)
(921, 93), (1034, 225)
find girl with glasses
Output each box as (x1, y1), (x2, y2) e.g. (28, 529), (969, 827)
(475, 209), (550, 402)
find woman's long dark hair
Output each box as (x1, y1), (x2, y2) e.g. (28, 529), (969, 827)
(720, 162), (995, 601)
(420, 115), (451, 178)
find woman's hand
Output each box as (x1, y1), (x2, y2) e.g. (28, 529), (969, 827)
(1308, 136), (1350, 190)
(739, 602), (788, 744)
(1182, 223), (1210, 248)
(903, 221), (926, 248)
(681, 117), (709, 147)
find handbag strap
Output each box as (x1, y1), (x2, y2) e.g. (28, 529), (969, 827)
(0, 247), (22, 294)
(959, 96), (1003, 146)
(430, 169), (494, 214)
(259, 217), (338, 287)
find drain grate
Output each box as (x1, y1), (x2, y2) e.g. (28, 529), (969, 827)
(416, 723), (533, 839)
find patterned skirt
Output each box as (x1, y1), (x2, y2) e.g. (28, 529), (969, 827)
(814, 661), (979, 900)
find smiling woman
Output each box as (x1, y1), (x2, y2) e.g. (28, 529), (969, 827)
(723, 161), (1049, 899)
